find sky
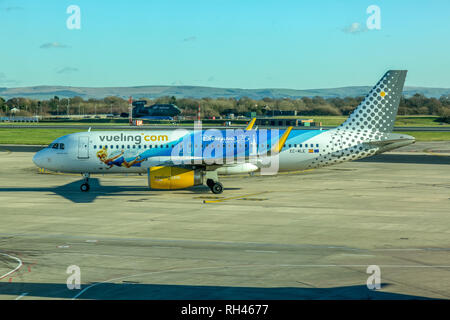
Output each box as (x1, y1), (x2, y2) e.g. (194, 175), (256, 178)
(0, 0), (449, 89)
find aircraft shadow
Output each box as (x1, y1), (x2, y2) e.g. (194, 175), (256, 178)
(0, 178), (241, 203)
(0, 281), (433, 300)
(0, 178), (154, 204)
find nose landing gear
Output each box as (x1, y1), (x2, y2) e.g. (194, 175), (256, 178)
(80, 173), (90, 192)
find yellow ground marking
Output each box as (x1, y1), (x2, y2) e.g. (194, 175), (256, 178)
(278, 168), (315, 175)
(203, 191), (268, 204)
(423, 148), (450, 157)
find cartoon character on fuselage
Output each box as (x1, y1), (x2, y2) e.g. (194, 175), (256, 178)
(96, 147), (145, 169)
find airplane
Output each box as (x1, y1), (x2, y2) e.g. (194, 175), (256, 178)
(32, 70), (415, 194)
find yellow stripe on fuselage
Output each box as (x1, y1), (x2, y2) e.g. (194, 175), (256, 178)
(245, 118), (256, 131)
(271, 126), (293, 153)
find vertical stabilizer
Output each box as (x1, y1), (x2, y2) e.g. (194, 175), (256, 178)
(338, 70), (407, 132)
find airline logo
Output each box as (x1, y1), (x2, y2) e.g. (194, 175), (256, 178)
(99, 133), (168, 144)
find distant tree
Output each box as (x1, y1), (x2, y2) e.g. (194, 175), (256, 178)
(71, 96), (84, 105)
(6, 98), (20, 109)
(0, 97), (5, 113)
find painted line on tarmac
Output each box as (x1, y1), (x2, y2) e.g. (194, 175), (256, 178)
(15, 293), (28, 300)
(0, 253), (23, 281)
(203, 191), (268, 203)
(423, 149), (450, 157)
(278, 168), (315, 175)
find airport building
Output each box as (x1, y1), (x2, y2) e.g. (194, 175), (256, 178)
(255, 118), (318, 127)
(132, 100), (181, 119)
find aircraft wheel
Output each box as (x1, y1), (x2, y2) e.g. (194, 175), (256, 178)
(211, 182), (223, 194)
(80, 183), (90, 192)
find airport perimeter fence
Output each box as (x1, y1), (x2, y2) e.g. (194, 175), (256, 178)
(0, 116), (39, 122)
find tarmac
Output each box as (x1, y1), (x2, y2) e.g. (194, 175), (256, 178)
(0, 142), (449, 299)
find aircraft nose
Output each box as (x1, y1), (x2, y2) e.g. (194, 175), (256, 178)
(32, 151), (43, 168)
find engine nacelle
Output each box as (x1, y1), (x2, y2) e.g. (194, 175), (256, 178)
(148, 166), (203, 190)
(216, 163), (259, 175)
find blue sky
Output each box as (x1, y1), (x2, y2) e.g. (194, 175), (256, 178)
(1, 0), (449, 89)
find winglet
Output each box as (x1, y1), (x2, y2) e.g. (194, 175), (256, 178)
(245, 118), (256, 131)
(271, 126), (292, 153)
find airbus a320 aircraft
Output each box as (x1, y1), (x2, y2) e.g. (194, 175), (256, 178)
(33, 70), (415, 194)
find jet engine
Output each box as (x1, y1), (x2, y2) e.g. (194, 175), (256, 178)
(148, 166), (203, 190)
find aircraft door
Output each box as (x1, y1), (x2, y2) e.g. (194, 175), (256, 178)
(78, 136), (89, 159)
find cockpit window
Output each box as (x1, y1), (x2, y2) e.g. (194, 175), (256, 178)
(48, 143), (65, 150)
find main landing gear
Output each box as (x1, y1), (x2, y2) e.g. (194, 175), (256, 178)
(80, 173), (90, 192)
(206, 179), (223, 194)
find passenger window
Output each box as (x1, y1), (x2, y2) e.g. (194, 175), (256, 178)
(299, 144), (302, 148)
(138, 145), (141, 149)
(94, 145), (97, 149)
(132, 145), (136, 149)
(316, 144), (319, 147)
(122, 145), (125, 149)
(149, 145), (152, 148)
(127, 145), (130, 149)
(166, 145), (169, 148)
(116, 145), (119, 149)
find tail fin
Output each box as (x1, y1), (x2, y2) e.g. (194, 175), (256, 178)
(338, 70), (407, 132)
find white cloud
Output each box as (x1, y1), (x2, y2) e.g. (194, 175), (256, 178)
(3, 6), (23, 12)
(183, 36), (197, 42)
(342, 22), (368, 34)
(56, 67), (79, 74)
(40, 42), (70, 49)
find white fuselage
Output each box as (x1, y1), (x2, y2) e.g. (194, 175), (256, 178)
(32, 129), (415, 175)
